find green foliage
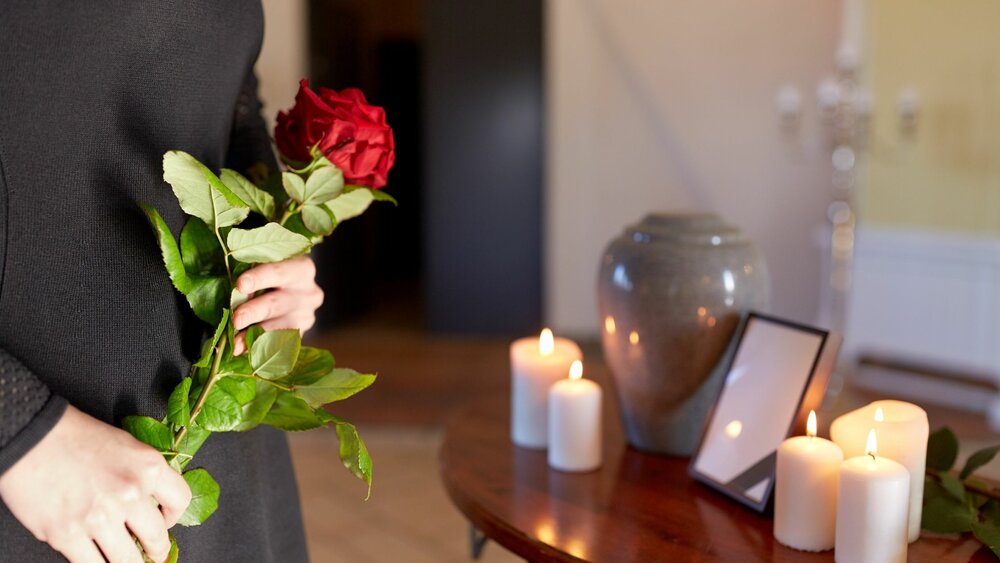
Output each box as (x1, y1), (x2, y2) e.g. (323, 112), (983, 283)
(294, 368), (375, 408)
(250, 329), (302, 379)
(167, 379), (192, 427)
(177, 469), (220, 527)
(922, 426), (1000, 556)
(226, 223), (311, 264)
(137, 148), (385, 560)
(961, 445), (1000, 480)
(330, 415), (374, 498)
(123, 416), (173, 452)
(927, 426), (960, 471)
(220, 168), (275, 220)
(163, 151), (249, 229)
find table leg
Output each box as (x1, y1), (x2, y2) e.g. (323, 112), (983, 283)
(469, 523), (489, 560)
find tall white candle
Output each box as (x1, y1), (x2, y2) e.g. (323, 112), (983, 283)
(548, 360), (602, 472)
(774, 411), (844, 552)
(835, 429), (910, 563)
(831, 400), (928, 542)
(510, 328), (582, 448)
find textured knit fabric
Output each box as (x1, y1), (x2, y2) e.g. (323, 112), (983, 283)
(0, 2), (308, 561)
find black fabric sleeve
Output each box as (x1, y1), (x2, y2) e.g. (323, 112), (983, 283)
(0, 349), (68, 474)
(225, 69), (279, 180)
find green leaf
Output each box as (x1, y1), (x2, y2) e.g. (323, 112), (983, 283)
(939, 471), (967, 502)
(166, 534), (179, 563)
(262, 393), (328, 431)
(922, 478), (976, 533)
(960, 444), (1000, 480)
(325, 187), (375, 223)
(177, 469), (220, 527)
(302, 165), (344, 204)
(122, 416), (173, 452)
(281, 213), (323, 244)
(368, 188), (397, 205)
(176, 425), (210, 466)
(243, 325), (265, 354)
(219, 350), (252, 375)
(285, 347), (335, 385)
(301, 204), (336, 236)
(329, 415), (373, 498)
(220, 168), (276, 220)
(250, 329), (302, 379)
(186, 276), (228, 325)
(195, 384), (243, 432)
(226, 223), (311, 264)
(166, 379), (192, 427)
(973, 522), (1000, 559)
(180, 217), (223, 276)
(927, 427), (960, 472)
(294, 368), (376, 408)
(282, 172), (307, 203)
(984, 499), (1000, 524)
(217, 376), (256, 405)
(234, 382), (278, 432)
(193, 310), (230, 369)
(139, 204), (192, 296)
(231, 288), (248, 311)
(162, 151), (249, 229)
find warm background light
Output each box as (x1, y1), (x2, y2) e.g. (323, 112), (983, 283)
(725, 420), (743, 439)
(807, 410), (817, 438)
(569, 360), (583, 380)
(604, 316), (616, 334)
(629, 330), (639, 345)
(539, 328), (554, 355)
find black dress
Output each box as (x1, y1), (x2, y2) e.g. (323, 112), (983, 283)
(0, 1), (309, 561)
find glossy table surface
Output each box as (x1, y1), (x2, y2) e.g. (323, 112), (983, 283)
(439, 398), (993, 562)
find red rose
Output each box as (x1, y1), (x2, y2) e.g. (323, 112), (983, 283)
(275, 79), (395, 189)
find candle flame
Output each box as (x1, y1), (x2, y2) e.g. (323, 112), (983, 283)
(569, 360), (583, 380)
(807, 410), (817, 438)
(604, 316), (616, 335)
(874, 407), (884, 422)
(629, 330), (640, 345)
(539, 328), (554, 356)
(865, 428), (878, 458)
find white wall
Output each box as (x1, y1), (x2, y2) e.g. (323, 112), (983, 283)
(545, 0), (842, 336)
(256, 0), (308, 128)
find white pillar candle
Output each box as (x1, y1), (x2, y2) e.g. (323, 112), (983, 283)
(548, 360), (602, 472)
(774, 411), (844, 552)
(510, 328), (582, 448)
(830, 400), (928, 542)
(835, 429), (910, 563)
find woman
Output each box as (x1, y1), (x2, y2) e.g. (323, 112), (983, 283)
(0, 2), (317, 561)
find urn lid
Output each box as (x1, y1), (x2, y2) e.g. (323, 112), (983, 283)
(625, 213), (746, 245)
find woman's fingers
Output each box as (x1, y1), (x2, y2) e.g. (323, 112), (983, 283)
(151, 465), (191, 529)
(126, 503), (170, 563)
(91, 524), (144, 563)
(234, 290), (299, 330)
(236, 256), (316, 294)
(260, 311), (317, 333)
(50, 533), (104, 563)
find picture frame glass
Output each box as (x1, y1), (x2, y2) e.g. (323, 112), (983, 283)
(690, 313), (838, 511)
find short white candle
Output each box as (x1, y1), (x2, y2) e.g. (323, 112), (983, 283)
(774, 411), (844, 552)
(831, 400), (928, 542)
(548, 360), (602, 472)
(835, 429), (910, 563)
(510, 328), (582, 448)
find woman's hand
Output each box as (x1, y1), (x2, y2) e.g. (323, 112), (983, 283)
(232, 256), (325, 355)
(0, 406), (191, 563)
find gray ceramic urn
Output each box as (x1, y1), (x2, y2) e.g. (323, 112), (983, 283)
(597, 213), (770, 456)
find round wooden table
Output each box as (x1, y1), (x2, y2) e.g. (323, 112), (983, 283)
(439, 398), (992, 562)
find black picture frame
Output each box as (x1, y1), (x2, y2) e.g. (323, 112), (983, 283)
(688, 311), (842, 512)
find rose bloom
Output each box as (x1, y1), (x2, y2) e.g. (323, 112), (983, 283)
(275, 79), (395, 189)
